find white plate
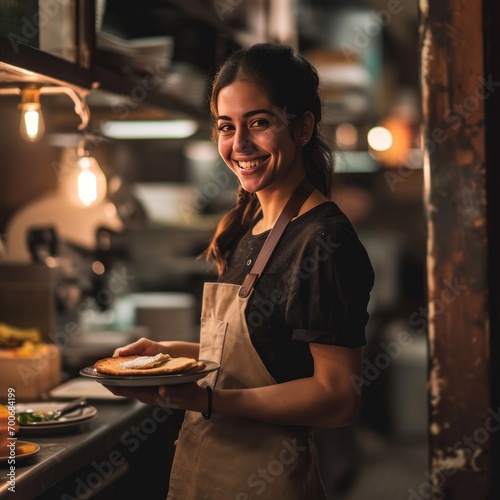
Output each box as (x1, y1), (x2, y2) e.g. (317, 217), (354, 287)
(79, 359), (219, 387)
(0, 441), (40, 463)
(15, 402), (97, 434)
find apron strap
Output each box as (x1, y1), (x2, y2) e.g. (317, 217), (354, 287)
(238, 180), (315, 298)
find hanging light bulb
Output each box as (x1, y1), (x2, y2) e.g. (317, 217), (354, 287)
(64, 142), (108, 207)
(19, 87), (45, 141)
(76, 156), (107, 206)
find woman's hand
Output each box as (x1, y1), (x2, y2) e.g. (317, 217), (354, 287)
(101, 338), (165, 402)
(103, 384), (165, 405)
(113, 338), (200, 359)
(103, 337), (205, 410)
(103, 382), (208, 412)
(112, 337), (166, 357)
(158, 383), (208, 413)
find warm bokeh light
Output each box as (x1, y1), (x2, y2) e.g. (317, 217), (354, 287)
(367, 126), (393, 152)
(92, 260), (106, 275)
(335, 122), (358, 149)
(367, 117), (414, 167)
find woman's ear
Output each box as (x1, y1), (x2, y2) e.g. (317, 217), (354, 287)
(295, 111), (315, 146)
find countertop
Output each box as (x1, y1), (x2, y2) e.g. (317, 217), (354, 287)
(0, 396), (183, 500)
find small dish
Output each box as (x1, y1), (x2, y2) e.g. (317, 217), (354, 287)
(15, 403), (97, 435)
(0, 441), (40, 463)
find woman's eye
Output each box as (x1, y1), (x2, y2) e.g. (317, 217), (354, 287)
(251, 119), (269, 128)
(218, 124), (233, 134)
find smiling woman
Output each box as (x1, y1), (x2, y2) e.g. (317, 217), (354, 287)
(206, 43), (336, 274)
(216, 81), (309, 199)
(104, 43), (375, 500)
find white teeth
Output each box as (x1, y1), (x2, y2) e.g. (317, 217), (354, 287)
(237, 157), (267, 170)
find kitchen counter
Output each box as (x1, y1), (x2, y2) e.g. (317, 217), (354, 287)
(0, 397), (184, 500)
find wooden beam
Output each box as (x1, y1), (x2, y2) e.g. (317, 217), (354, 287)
(420, 0), (491, 498)
(484, 0), (500, 497)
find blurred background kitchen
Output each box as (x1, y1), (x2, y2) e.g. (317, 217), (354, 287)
(0, 1), (429, 498)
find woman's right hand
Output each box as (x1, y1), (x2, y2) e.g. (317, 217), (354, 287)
(112, 337), (166, 357)
(113, 338), (200, 360)
(106, 338), (199, 405)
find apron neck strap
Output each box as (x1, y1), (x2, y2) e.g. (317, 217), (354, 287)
(238, 180), (315, 299)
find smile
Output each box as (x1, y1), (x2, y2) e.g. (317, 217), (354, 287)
(236, 156), (270, 170)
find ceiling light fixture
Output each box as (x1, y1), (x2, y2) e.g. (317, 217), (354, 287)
(100, 120), (198, 139)
(0, 84), (90, 141)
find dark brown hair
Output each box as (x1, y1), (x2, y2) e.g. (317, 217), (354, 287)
(204, 43), (335, 275)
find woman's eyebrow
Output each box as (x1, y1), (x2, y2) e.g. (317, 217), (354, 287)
(217, 109), (274, 121)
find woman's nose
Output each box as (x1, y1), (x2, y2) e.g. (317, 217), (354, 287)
(232, 129), (254, 154)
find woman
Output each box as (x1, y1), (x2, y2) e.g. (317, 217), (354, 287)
(108, 43), (374, 498)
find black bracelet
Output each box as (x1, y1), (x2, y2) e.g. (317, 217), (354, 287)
(202, 386), (212, 419)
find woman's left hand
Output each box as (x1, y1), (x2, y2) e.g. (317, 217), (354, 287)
(103, 382), (207, 412)
(158, 382), (207, 412)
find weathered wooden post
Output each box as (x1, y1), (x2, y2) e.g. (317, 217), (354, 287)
(419, 0), (492, 498)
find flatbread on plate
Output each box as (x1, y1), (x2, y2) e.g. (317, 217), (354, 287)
(94, 354), (205, 376)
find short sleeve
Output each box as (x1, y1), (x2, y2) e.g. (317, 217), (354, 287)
(285, 222), (374, 348)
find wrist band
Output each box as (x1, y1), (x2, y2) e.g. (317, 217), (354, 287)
(202, 386), (212, 419)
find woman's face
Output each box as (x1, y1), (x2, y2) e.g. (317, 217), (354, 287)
(216, 80), (304, 194)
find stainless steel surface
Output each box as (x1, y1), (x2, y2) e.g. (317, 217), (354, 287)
(0, 398), (177, 499)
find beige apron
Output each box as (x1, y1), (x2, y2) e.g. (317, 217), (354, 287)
(167, 183), (327, 499)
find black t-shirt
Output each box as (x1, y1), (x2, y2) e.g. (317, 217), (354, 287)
(219, 202), (375, 383)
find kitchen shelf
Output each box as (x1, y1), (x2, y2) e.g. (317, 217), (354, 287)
(0, 35), (91, 89)
(0, 35), (209, 122)
(93, 66), (208, 121)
